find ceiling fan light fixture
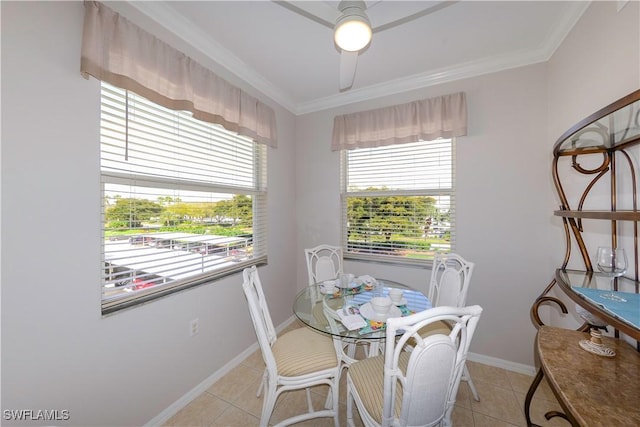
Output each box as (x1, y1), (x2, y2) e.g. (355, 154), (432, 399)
(334, 4), (372, 52)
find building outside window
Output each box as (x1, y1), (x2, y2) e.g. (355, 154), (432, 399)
(100, 82), (267, 314)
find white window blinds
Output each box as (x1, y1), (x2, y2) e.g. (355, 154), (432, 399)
(101, 82), (267, 314)
(342, 139), (454, 263)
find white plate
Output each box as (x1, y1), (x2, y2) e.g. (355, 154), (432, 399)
(391, 298), (407, 306)
(336, 280), (362, 289)
(359, 302), (402, 323)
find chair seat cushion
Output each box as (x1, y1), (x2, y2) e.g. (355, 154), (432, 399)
(348, 352), (410, 424)
(406, 320), (452, 348)
(418, 320), (452, 336)
(272, 328), (338, 376)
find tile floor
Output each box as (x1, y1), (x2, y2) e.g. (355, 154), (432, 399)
(164, 323), (565, 427)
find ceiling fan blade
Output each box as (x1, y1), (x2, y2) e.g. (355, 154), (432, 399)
(372, 1), (458, 33)
(272, 1), (338, 28)
(339, 50), (358, 91)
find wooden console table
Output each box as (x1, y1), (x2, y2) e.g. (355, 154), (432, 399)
(525, 326), (640, 426)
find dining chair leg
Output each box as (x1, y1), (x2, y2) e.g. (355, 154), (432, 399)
(260, 385), (277, 427)
(318, 377), (341, 426)
(331, 381), (340, 427)
(256, 370), (266, 397)
(346, 382), (356, 427)
(463, 364), (480, 401)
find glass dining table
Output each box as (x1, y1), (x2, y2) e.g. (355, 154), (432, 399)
(293, 278), (431, 342)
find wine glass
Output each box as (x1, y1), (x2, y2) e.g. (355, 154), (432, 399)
(596, 247), (628, 302)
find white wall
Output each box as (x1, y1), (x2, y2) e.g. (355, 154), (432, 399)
(295, 0), (640, 367)
(543, 0), (640, 330)
(295, 64), (553, 367)
(1, 2), (297, 426)
(2, 1), (639, 426)
(548, 0), (640, 139)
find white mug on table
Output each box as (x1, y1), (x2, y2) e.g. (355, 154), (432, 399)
(389, 289), (403, 304)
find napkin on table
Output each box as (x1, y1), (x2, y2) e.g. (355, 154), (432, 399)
(337, 307), (368, 330)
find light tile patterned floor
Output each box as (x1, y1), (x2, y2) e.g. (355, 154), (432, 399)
(164, 325), (565, 427)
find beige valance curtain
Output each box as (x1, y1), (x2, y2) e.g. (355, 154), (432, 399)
(81, 1), (277, 147)
(331, 92), (467, 151)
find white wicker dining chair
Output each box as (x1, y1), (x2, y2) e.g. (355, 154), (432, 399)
(428, 253), (474, 308)
(304, 244), (343, 286)
(426, 252), (480, 401)
(242, 266), (341, 427)
(346, 305), (483, 427)
(305, 245), (367, 366)
(305, 244), (344, 328)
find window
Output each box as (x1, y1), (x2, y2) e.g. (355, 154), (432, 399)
(100, 82), (267, 314)
(341, 139), (454, 263)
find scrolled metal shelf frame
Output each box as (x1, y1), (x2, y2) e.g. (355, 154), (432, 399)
(526, 89), (640, 427)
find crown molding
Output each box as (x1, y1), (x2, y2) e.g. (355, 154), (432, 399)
(124, 0), (589, 116)
(539, 1), (590, 62)
(296, 48), (550, 114)
(125, 1), (299, 113)
(296, 1), (590, 114)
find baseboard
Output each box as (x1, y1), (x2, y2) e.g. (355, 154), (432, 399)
(147, 316), (535, 425)
(144, 316), (297, 426)
(467, 351), (536, 376)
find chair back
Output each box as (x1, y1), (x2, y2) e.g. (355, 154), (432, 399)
(383, 305), (482, 427)
(304, 244), (343, 285)
(428, 253), (474, 308)
(242, 266), (278, 377)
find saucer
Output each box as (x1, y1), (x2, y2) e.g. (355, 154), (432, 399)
(578, 339), (616, 357)
(319, 281), (338, 294)
(336, 280), (361, 289)
(391, 298), (407, 306)
(359, 302), (402, 323)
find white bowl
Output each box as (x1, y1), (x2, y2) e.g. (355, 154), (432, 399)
(370, 296), (393, 315)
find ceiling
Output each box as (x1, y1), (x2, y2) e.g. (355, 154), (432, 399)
(126, 1), (590, 114)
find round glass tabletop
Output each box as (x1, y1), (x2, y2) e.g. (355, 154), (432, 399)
(293, 278), (431, 340)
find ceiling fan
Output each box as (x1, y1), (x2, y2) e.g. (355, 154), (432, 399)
(274, 0), (457, 91)
(334, 1), (372, 91)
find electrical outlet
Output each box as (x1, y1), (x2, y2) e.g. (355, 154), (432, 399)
(190, 318), (199, 336)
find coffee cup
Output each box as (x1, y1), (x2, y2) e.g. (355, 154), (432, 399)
(389, 289), (403, 304)
(370, 296), (393, 315)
